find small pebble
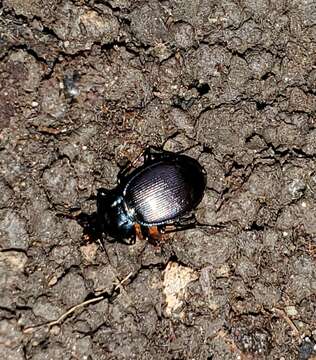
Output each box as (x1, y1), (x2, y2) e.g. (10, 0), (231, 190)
(49, 325), (61, 336)
(285, 305), (298, 317)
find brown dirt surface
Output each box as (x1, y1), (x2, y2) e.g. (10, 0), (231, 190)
(0, 1), (316, 359)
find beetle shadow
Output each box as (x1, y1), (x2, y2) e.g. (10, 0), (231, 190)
(72, 211), (101, 243)
(61, 210), (132, 246)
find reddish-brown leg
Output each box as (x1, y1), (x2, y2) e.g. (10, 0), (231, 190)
(147, 226), (162, 242)
(134, 223), (145, 241)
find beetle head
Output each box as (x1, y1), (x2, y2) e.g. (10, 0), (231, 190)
(96, 188), (135, 243)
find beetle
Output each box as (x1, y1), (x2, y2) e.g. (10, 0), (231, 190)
(96, 147), (207, 244)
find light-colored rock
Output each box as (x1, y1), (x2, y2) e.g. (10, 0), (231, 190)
(163, 261), (198, 317)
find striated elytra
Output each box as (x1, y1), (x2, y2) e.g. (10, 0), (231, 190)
(97, 147), (206, 244)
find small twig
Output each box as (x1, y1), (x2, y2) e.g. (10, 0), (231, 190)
(23, 296), (104, 334)
(272, 307), (300, 336)
(23, 272), (133, 334)
(112, 271), (133, 292)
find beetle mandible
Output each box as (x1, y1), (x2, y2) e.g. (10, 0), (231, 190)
(97, 147), (207, 244)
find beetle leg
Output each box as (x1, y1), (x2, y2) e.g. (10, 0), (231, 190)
(144, 146), (161, 163)
(117, 161), (135, 182)
(160, 214), (198, 234)
(143, 146), (179, 164)
(134, 223), (145, 241)
(162, 218), (224, 235)
(118, 147), (178, 180)
(176, 213), (197, 224)
(117, 150), (148, 182)
(162, 222), (197, 234)
(147, 225), (161, 241)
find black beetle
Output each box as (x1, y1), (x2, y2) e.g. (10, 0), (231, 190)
(96, 147), (207, 244)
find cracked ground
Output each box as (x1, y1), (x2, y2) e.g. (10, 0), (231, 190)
(0, 0), (316, 359)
